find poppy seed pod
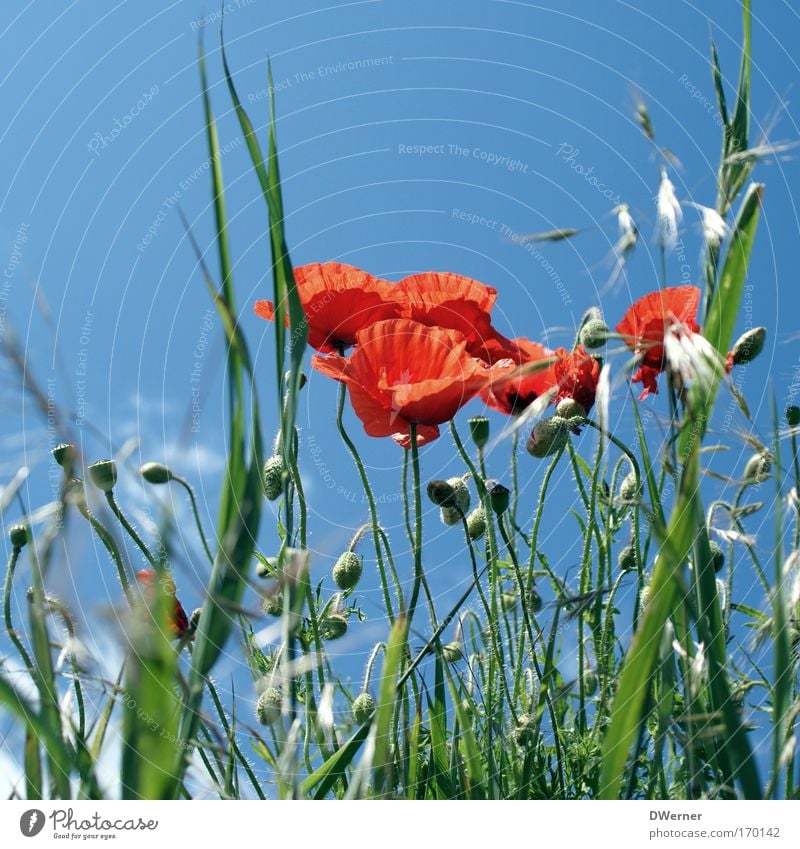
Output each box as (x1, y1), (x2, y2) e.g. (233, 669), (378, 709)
(468, 416), (490, 450)
(320, 613), (348, 641)
(619, 470), (640, 502)
(140, 462), (172, 484)
(256, 687), (283, 726)
(466, 505), (486, 541)
(618, 545), (637, 572)
(88, 459), (117, 492)
(580, 317), (609, 350)
(262, 455), (284, 501)
(9, 525), (27, 549)
(487, 481), (510, 515)
(527, 416), (568, 458)
(332, 551), (362, 591)
(729, 326), (766, 368)
(52, 443), (76, 469)
(351, 692), (375, 725)
(787, 406), (800, 427)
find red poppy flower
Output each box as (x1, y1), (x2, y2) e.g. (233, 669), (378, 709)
(616, 286), (701, 399)
(482, 337), (556, 415)
(396, 272), (512, 364)
(553, 345), (601, 413)
(135, 569), (190, 639)
(313, 319), (507, 448)
(254, 262), (403, 353)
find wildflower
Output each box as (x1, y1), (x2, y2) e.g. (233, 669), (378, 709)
(256, 687), (283, 725)
(313, 319), (506, 449)
(332, 551), (362, 591)
(526, 416), (568, 458)
(657, 167), (682, 251)
(351, 692), (375, 725)
(616, 285), (701, 398)
(725, 326), (766, 373)
(254, 262), (402, 353)
(135, 569), (190, 639)
(482, 337), (555, 415)
(553, 345), (601, 414)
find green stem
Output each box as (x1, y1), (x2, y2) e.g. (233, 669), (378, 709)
(172, 474), (215, 565)
(105, 490), (158, 569)
(4, 546), (34, 670)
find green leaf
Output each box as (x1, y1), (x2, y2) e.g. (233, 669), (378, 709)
(372, 615), (408, 796)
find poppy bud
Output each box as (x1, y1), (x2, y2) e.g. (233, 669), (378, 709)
(580, 317), (609, 350)
(466, 506), (486, 541)
(501, 592), (517, 612)
(583, 664), (598, 696)
(427, 478), (455, 506)
(262, 455), (284, 501)
(529, 586), (543, 614)
(618, 545), (637, 572)
(88, 459), (117, 492)
(639, 583), (651, 612)
(285, 370), (307, 391)
(619, 470), (640, 502)
(526, 416), (568, 458)
(512, 713), (536, 746)
(709, 540), (725, 573)
(9, 525), (27, 549)
(262, 589), (283, 617)
(468, 416), (490, 450)
(744, 452), (771, 484)
(728, 326), (766, 369)
(351, 692), (375, 725)
(428, 476), (470, 513)
(320, 613), (348, 641)
(256, 687), (283, 725)
(439, 506), (463, 526)
(555, 397), (587, 420)
(442, 641), (462, 663)
(787, 406), (800, 427)
(139, 462), (172, 484)
(188, 608), (202, 635)
(255, 557), (277, 578)
(52, 443), (76, 469)
(487, 481), (510, 515)
(332, 551), (362, 591)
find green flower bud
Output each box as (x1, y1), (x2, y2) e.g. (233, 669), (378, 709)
(729, 326), (766, 367)
(255, 557), (277, 579)
(556, 397), (587, 420)
(501, 592), (517, 612)
(526, 416), (568, 458)
(351, 692), (375, 725)
(139, 462), (172, 484)
(428, 476), (470, 515)
(439, 506), (463, 526)
(580, 317), (609, 350)
(618, 545), (637, 572)
(487, 481), (510, 515)
(427, 478), (454, 506)
(744, 452), (771, 484)
(512, 713), (536, 747)
(466, 506), (486, 541)
(52, 443), (76, 469)
(639, 583), (651, 612)
(262, 590), (283, 617)
(88, 459), (117, 492)
(583, 665), (598, 697)
(256, 687), (282, 725)
(332, 551), (362, 591)
(468, 416), (490, 450)
(262, 455), (284, 501)
(442, 641), (462, 663)
(619, 470), (640, 502)
(320, 613), (348, 641)
(9, 525), (27, 549)
(529, 586), (543, 614)
(709, 540), (725, 573)
(787, 406), (800, 428)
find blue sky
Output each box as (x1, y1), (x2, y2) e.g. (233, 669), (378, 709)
(1, 0), (799, 793)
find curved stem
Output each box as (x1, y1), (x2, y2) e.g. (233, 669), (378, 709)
(105, 490), (157, 569)
(172, 474), (215, 565)
(4, 546), (34, 670)
(76, 501), (133, 606)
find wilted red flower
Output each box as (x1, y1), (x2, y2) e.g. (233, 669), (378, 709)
(616, 286), (701, 399)
(135, 569), (190, 639)
(313, 319), (507, 448)
(482, 337), (556, 415)
(254, 262), (402, 353)
(396, 272), (513, 364)
(553, 345), (601, 413)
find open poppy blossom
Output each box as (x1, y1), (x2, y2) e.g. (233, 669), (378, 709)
(254, 262), (403, 353)
(135, 569), (190, 639)
(396, 272), (513, 364)
(553, 345), (601, 413)
(616, 286), (701, 399)
(313, 319), (508, 448)
(482, 337), (556, 415)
